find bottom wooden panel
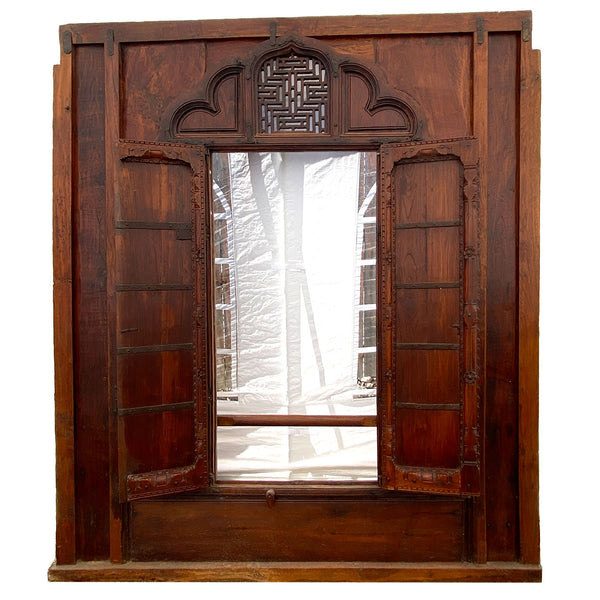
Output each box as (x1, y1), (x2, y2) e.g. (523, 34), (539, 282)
(48, 560), (542, 582)
(129, 497), (464, 562)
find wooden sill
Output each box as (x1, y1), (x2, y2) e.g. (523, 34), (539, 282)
(48, 560), (542, 582)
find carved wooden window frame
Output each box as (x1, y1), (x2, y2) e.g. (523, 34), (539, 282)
(107, 34), (484, 499)
(51, 12), (541, 582)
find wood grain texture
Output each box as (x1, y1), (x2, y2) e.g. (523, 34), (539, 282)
(53, 51), (76, 566)
(485, 33), (520, 561)
(129, 498), (464, 562)
(517, 37), (541, 566)
(375, 35), (472, 141)
(380, 140), (482, 497)
(470, 22), (489, 565)
(48, 560), (542, 582)
(109, 143), (212, 504)
(52, 11), (540, 579)
(60, 11), (533, 44)
(72, 44), (110, 561)
(104, 38), (126, 563)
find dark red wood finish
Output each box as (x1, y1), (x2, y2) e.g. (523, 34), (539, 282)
(52, 11), (541, 581)
(73, 44), (110, 560)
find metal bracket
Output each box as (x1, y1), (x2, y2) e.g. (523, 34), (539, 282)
(62, 31), (72, 54)
(107, 29), (115, 56)
(476, 18), (485, 45)
(522, 18), (532, 42)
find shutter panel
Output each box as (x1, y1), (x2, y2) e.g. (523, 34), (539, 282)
(379, 139), (482, 496)
(112, 141), (211, 501)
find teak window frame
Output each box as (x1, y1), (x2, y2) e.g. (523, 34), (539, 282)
(51, 11), (540, 582)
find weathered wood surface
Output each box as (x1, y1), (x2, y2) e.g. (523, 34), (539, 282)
(60, 11), (533, 44)
(48, 560), (542, 582)
(52, 11), (540, 579)
(53, 48), (76, 567)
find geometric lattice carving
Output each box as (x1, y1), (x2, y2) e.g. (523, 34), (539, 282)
(168, 35), (420, 140)
(257, 52), (328, 133)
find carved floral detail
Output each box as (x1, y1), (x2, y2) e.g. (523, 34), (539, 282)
(464, 370), (478, 384)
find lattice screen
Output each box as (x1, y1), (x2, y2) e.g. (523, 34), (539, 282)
(257, 53), (328, 133)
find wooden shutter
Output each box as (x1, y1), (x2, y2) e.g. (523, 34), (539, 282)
(379, 138), (482, 496)
(111, 141), (212, 501)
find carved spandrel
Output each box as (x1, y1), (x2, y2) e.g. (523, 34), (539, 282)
(344, 70), (414, 134)
(168, 35), (419, 141)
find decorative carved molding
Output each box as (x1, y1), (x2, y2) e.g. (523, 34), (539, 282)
(342, 64), (416, 135)
(170, 67), (243, 136)
(167, 34), (421, 141)
(395, 466), (461, 495)
(127, 461), (202, 500)
(464, 371), (478, 384)
(463, 166), (480, 203)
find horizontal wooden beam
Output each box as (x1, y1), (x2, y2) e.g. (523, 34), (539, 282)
(48, 560), (542, 582)
(60, 11), (532, 46)
(118, 401), (194, 417)
(115, 220), (191, 230)
(117, 343), (193, 354)
(396, 403), (460, 411)
(116, 283), (193, 292)
(394, 343), (459, 350)
(394, 282), (459, 289)
(217, 414), (377, 427)
(395, 220), (460, 229)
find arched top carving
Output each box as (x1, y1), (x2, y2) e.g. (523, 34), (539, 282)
(255, 43), (330, 134)
(167, 34), (423, 143)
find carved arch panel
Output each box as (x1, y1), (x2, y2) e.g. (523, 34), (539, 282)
(168, 35), (422, 142)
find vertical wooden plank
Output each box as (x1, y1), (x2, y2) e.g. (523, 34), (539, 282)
(470, 21), (488, 564)
(73, 44), (110, 561)
(53, 49), (76, 566)
(486, 33), (520, 561)
(518, 34), (541, 566)
(105, 33), (127, 563)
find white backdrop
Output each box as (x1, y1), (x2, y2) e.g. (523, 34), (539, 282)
(1, 1), (598, 598)
(216, 152), (377, 479)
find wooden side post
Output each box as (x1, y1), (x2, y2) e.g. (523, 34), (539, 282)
(104, 32), (127, 563)
(518, 27), (541, 566)
(471, 14), (489, 563)
(53, 45), (76, 565)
